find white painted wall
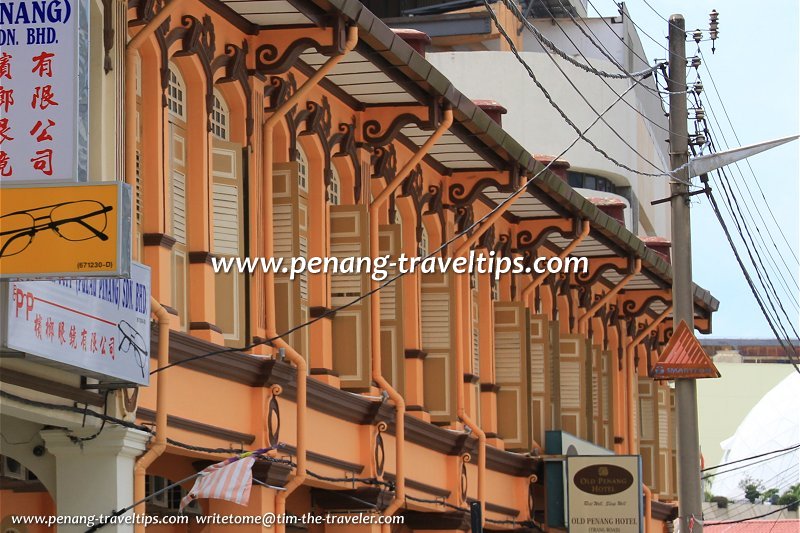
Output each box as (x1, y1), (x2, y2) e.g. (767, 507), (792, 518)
(428, 18), (673, 238)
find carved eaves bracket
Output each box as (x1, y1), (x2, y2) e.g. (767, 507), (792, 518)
(361, 101), (440, 148)
(447, 168), (523, 208)
(254, 19), (349, 75)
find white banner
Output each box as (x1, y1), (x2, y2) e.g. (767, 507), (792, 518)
(0, 0), (89, 182)
(3, 262), (151, 385)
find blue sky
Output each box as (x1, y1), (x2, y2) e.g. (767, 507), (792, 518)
(590, 1), (800, 339)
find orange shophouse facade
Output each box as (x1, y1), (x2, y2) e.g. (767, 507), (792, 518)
(0, 1), (719, 532)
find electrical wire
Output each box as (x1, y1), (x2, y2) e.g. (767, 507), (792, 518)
(483, 0), (674, 178)
(704, 500), (800, 526)
(153, 69), (644, 376)
(702, 444), (800, 473)
(533, 0), (687, 142)
(703, 187), (800, 374)
(699, 51), (799, 266)
(500, 0), (663, 80)
(708, 157), (800, 342)
(549, 0), (686, 104)
(0, 388), (262, 455)
(585, 0), (686, 65)
(701, 446), (800, 480)
(695, 91), (800, 302)
(695, 124), (800, 314)
(500, 0), (670, 175)
(707, 170), (800, 365)
(710, 164), (800, 312)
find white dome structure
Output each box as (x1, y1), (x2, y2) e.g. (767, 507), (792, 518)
(709, 372), (800, 500)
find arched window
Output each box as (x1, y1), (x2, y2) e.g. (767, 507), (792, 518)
(296, 145), (308, 192)
(211, 90), (229, 140)
(419, 226), (429, 257)
(328, 166), (340, 205)
(166, 64), (186, 120)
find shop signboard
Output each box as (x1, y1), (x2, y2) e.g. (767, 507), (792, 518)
(566, 455), (643, 533)
(0, 182), (131, 278)
(1, 261), (151, 385)
(0, 0), (90, 182)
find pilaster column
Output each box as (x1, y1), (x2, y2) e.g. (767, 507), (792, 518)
(42, 426), (149, 533)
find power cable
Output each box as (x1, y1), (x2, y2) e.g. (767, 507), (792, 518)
(709, 162), (800, 342)
(584, 0), (685, 65)
(710, 162), (800, 311)
(698, 53), (800, 266)
(153, 72), (644, 376)
(705, 500), (800, 526)
(702, 444), (800, 473)
(500, 0), (663, 79)
(534, 0), (686, 141)
(502, 0), (670, 175)
(703, 187), (800, 374)
(549, 0), (686, 104)
(701, 446), (800, 480)
(695, 90), (800, 300)
(483, 0), (674, 178)
(0, 388), (266, 455)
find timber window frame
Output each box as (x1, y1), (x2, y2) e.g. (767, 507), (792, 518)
(211, 90), (245, 346)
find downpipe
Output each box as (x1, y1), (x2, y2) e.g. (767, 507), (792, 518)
(369, 107), (453, 527)
(262, 26), (359, 533)
(125, 0), (187, 261)
(625, 305), (672, 455)
(133, 298), (170, 533)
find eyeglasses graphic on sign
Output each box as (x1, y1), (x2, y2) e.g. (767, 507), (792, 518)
(117, 320), (149, 378)
(0, 200), (113, 258)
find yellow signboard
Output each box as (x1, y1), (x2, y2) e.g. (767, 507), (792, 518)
(0, 182), (131, 279)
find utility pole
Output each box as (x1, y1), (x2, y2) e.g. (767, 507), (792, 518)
(668, 14), (703, 533)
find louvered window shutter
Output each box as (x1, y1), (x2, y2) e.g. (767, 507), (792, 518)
(529, 314), (550, 447)
(169, 122), (188, 331)
(471, 286), (480, 378)
(548, 321), (561, 431)
(421, 272), (457, 423)
(638, 378), (657, 487)
(379, 224), (404, 393)
(330, 205), (371, 389)
(273, 162), (309, 359)
(591, 346), (601, 443)
(601, 350), (613, 449)
(493, 302), (531, 451)
(657, 384), (671, 495)
(212, 143), (245, 346)
(669, 388), (677, 497)
(558, 334), (587, 438)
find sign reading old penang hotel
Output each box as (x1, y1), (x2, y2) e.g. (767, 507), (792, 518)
(0, 0), (89, 182)
(566, 455), (643, 533)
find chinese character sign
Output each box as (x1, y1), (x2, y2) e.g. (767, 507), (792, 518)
(2, 262), (152, 385)
(0, 0), (87, 182)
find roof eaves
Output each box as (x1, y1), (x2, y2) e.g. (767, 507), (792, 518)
(317, 0), (718, 314)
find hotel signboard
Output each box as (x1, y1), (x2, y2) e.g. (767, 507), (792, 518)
(0, 182), (131, 278)
(0, 261), (151, 385)
(566, 455), (642, 533)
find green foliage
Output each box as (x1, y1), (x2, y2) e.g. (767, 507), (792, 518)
(739, 477), (764, 504)
(777, 484), (800, 511)
(710, 495), (729, 509)
(761, 488), (780, 504)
